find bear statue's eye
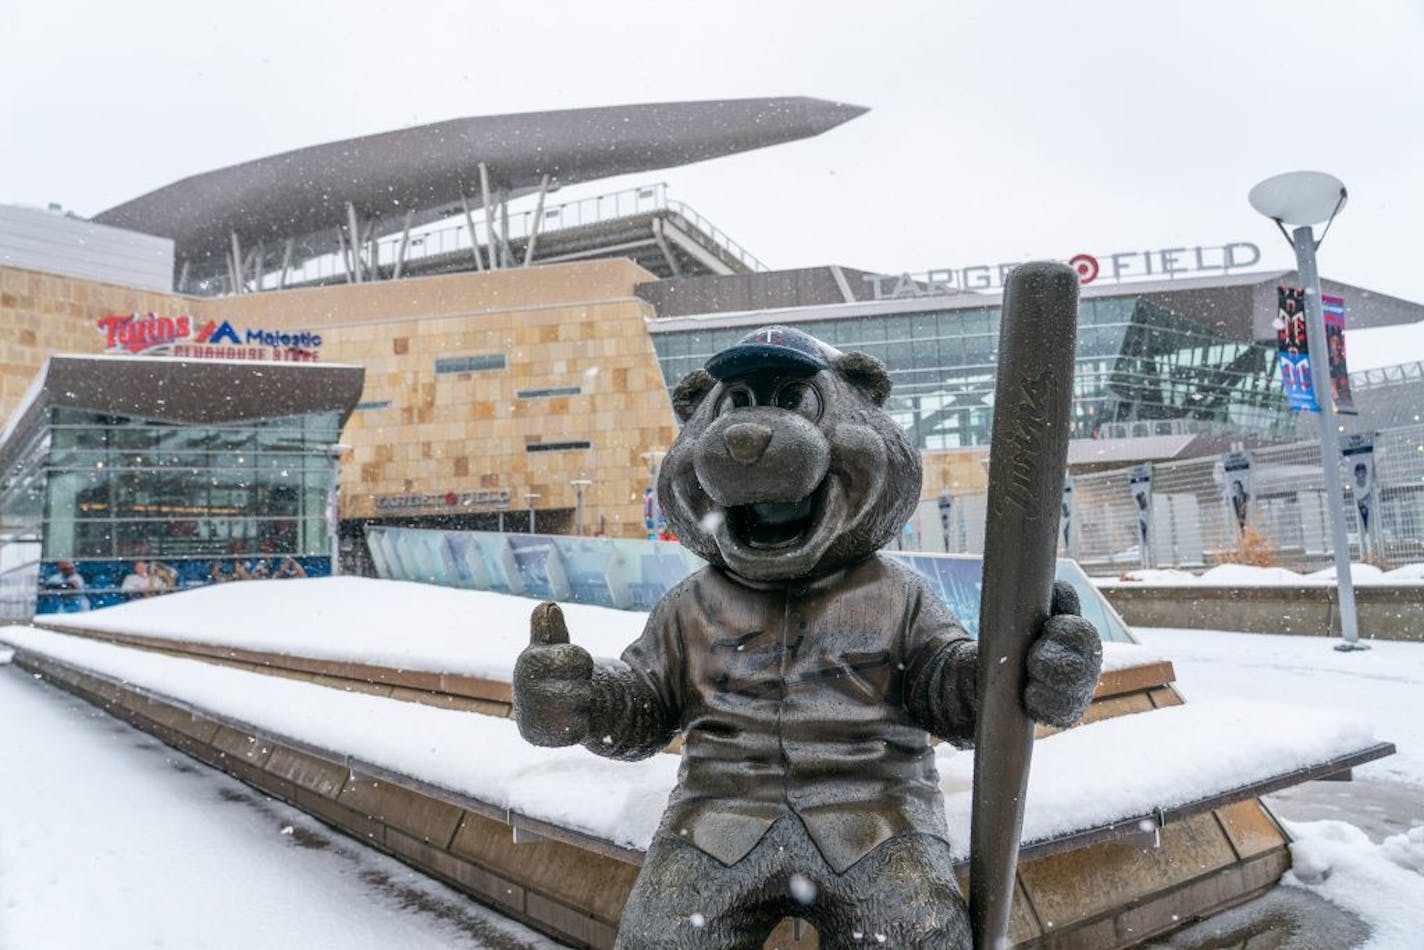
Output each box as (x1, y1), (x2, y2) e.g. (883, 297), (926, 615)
(773, 380), (823, 421)
(715, 384), (756, 417)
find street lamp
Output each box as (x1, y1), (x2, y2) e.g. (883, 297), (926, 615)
(640, 450), (666, 538)
(322, 444), (351, 575)
(1248, 170), (1365, 651)
(523, 491), (540, 535)
(570, 477), (593, 536)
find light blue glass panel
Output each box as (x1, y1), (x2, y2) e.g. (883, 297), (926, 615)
(365, 528), (1133, 643)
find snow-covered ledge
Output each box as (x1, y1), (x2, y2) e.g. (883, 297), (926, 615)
(1, 624), (1391, 862)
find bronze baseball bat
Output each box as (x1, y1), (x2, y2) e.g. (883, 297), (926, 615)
(969, 261), (1080, 949)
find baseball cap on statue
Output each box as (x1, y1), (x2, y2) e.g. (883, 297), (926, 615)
(705, 325), (839, 380)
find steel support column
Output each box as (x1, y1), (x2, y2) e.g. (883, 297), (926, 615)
(229, 231), (244, 294)
(499, 196), (512, 268)
(651, 217), (683, 277)
(278, 238), (295, 290)
(393, 210), (415, 279)
(459, 195), (485, 271)
(335, 228), (354, 283)
(479, 163), (498, 270)
(522, 174), (551, 266)
(346, 201), (363, 283)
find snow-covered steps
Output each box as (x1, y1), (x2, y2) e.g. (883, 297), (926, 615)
(35, 576), (1172, 721)
(0, 622), (1394, 949)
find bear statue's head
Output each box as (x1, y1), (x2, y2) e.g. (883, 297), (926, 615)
(657, 325), (923, 583)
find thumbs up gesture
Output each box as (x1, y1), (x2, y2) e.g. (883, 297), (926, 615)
(513, 602), (595, 747)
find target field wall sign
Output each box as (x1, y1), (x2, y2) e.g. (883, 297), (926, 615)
(864, 241), (1261, 299)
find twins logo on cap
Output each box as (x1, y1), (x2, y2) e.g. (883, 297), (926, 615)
(705, 325), (839, 380)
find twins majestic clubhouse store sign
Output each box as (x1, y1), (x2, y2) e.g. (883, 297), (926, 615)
(97, 313), (323, 361)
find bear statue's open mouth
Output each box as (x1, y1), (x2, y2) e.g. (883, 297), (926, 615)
(726, 486), (823, 550)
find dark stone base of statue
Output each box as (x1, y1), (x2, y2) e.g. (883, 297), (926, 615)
(618, 818), (969, 949)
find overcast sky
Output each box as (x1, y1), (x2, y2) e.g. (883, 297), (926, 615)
(4, 1), (1422, 303)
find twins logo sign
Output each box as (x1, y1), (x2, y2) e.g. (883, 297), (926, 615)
(97, 313), (323, 362)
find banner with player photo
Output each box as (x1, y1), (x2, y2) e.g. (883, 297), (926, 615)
(1128, 464), (1153, 567)
(1341, 433), (1377, 558)
(1217, 451), (1253, 539)
(1276, 286), (1318, 412)
(1322, 295), (1357, 415)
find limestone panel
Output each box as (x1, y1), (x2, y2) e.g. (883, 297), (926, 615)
(336, 775), (464, 848)
(1017, 811), (1237, 934)
(449, 810), (640, 925)
(525, 891), (617, 949)
(209, 725), (276, 768)
(264, 745), (350, 798)
(1214, 800), (1287, 860)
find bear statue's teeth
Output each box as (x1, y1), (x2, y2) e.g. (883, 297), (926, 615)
(748, 498), (812, 525)
(731, 495), (817, 549)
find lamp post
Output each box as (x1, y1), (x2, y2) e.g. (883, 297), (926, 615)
(570, 477), (593, 536)
(322, 444), (351, 575)
(640, 450), (666, 538)
(1249, 170), (1365, 651)
(523, 492), (540, 535)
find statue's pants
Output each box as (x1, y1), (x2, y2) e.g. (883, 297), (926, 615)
(616, 816), (970, 950)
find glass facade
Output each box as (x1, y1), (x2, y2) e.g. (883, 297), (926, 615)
(652, 295), (1294, 448)
(0, 407), (342, 617)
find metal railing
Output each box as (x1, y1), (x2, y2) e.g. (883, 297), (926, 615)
(263, 183), (766, 289)
(1351, 360), (1424, 393)
(914, 421), (1424, 573)
(663, 198), (768, 272)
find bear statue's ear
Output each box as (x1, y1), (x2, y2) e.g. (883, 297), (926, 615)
(672, 369), (717, 423)
(836, 351), (893, 406)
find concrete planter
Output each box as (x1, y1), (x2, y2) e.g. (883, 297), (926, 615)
(1099, 584), (1424, 640)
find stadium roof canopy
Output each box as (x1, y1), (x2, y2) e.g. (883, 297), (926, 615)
(93, 97), (866, 271)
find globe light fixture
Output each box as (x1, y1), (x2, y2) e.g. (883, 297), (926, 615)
(1248, 171), (1364, 651)
(1249, 171), (1347, 227)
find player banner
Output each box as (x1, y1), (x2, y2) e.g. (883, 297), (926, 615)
(1341, 433), (1377, 558)
(937, 492), (955, 553)
(1128, 464), (1152, 567)
(1276, 286), (1318, 412)
(1217, 450), (1253, 539)
(1322, 295), (1357, 415)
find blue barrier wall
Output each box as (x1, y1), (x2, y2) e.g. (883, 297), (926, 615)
(365, 527), (1134, 643)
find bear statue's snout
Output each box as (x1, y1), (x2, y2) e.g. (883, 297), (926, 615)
(693, 406), (829, 508)
(723, 423), (773, 465)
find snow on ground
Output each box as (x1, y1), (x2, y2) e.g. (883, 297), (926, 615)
(1131, 626), (1424, 942)
(1099, 561), (1424, 586)
(2, 623), (679, 851)
(16, 582), (1424, 944)
(0, 668), (559, 950)
(0, 624), (1388, 862)
(1133, 627), (1424, 790)
(1282, 819), (1424, 950)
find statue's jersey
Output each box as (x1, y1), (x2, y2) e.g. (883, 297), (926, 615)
(619, 555), (976, 872)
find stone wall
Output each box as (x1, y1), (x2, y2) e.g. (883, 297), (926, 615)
(1100, 584), (1424, 640)
(0, 260), (676, 538)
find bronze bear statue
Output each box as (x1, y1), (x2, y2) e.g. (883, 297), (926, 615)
(514, 325), (1102, 948)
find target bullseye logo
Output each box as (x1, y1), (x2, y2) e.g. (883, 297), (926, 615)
(1068, 253), (1100, 284)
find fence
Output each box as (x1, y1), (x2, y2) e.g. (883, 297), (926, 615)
(914, 421), (1424, 573)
